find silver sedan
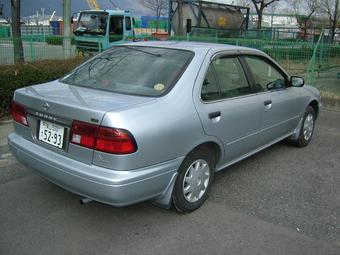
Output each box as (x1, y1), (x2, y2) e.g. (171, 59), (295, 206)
(8, 41), (320, 213)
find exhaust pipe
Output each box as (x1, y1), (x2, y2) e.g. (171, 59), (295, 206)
(80, 197), (92, 205)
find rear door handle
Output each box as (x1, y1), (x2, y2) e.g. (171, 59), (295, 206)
(208, 111), (221, 119)
(263, 100), (272, 106)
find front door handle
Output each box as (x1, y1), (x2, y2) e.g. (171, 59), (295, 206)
(263, 100), (272, 106)
(208, 111), (221, 119)
(263, 100), (273, 111)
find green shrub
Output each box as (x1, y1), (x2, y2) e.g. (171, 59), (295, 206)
(45, 36), (75, 45)
(0, 57), (86, 118)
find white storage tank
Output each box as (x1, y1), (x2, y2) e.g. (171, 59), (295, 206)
(171, 2), (246, 34)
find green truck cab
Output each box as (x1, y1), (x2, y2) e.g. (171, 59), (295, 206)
(74, 10), (134, 53)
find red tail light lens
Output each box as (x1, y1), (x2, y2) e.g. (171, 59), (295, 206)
(11, 101), (28, 126)
(70, 121), (99, 149)
(70, 121), (137, 154)
(95, 127), (137, 154)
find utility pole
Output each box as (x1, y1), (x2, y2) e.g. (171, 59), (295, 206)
(332, 0), (339, 43)
(63, 0), (71, 58)
(11, 0), (24, 63)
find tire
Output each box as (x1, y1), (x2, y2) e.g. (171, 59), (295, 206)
(293, 106), (316, 147)
(172, 147), (215, 213)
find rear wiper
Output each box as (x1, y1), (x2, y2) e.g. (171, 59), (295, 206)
(124, 46), (162, 57)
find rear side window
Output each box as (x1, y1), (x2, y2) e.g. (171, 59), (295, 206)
(201, 65), (220, 101)
(61, 46), (194, 97)
(201, 56), (251, 101)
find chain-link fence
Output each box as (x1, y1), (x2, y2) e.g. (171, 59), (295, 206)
(0, 36), (76, 65)
(1, 31), (339, 105)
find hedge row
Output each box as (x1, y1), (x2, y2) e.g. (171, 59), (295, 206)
(45, 36), (76, 45)
(0, 57), (85, 118)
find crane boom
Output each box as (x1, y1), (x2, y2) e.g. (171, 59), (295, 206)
(49, 11), (56, 22)
(86, 0), (100, 10)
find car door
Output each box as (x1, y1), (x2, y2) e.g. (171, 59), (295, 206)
(108, 16), (124, 43)
(124, 16), (133, 38)
(194, 54), (263, 164)
(242, 55), (303, 146)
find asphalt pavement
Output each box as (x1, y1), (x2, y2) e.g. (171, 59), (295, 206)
(0, 110), (339, 255)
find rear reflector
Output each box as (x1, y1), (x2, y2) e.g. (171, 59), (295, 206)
(11, 101), (28, 126)
(70, 121), (137, 154)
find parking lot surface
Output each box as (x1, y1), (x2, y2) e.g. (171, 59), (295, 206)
(0, 110), (339, 255)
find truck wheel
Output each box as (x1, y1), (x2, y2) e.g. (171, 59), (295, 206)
(172, 148), (215, 213)
(76, 49), (84, 57)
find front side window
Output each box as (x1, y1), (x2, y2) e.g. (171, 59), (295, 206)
(125, 17), (132, 30)
(109, 16), (123, 42)
(213, 57), (251, 99)
(244, 56), (286, 91)
(61, 46), (194, 97)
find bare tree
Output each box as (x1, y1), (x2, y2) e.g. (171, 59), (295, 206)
(142, 0), (168, 32)
(235, 0), (255, 11)
(177, 0), (184, 36)
(318, 0), (339, 43)
(250, 0), (280, 29)
(268, 1), (278, 27)
(11, 0), (24, 63)
(289, 0), (318, 40)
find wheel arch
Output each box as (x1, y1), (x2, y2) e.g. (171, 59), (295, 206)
(151, 140), (223, 210)
(309, 100), (319, 119)
(187, 140), (223, 168)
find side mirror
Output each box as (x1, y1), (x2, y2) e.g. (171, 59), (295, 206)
(290, 76), (304, 87)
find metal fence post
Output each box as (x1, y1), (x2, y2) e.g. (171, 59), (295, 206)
(307, 30), (324, 87)
(30, 36), (35, 62)
(62, 0), (71, 59)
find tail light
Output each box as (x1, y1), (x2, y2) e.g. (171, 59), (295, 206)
(95, 127), (136, 154)
(70, 121), (99, 149)
(11, 101), (28, 126)
(70, 121), (137, 154)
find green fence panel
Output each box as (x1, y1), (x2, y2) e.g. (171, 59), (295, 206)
(1, 32), (339, 98)
(0, 26), (10, 38)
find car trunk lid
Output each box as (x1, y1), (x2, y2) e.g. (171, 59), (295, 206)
(13, 80), (154, 163)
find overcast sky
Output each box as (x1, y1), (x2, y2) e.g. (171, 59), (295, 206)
(205, 0), (288, 8)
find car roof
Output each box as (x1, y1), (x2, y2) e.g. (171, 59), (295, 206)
(125, 41), (264, 55)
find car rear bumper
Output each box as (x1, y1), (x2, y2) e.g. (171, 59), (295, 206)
(8, 133), (182, 207)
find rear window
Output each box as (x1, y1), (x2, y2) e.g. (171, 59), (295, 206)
(61, 46), (194, 97)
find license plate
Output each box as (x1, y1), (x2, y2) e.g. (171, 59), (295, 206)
(38, 120), (65, 148)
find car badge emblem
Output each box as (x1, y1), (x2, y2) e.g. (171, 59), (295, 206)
(42, 102), (50, 111)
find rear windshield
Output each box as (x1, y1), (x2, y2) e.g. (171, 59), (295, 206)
(61, 46), (194, 97)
